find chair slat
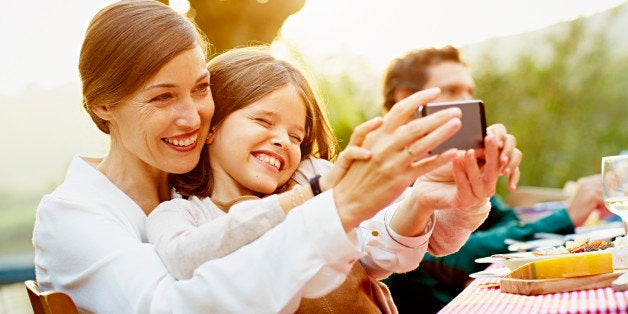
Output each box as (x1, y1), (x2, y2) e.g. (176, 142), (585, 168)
(24, 280), (79, 314)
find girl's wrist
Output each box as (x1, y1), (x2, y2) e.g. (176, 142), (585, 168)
(278, 184), (314, 214)
(309, 174), (323, 196)
(318, 174), (331, 193)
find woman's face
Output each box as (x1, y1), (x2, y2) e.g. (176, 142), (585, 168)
(208, 84), (306, 198)
(106, 46), (214, 174)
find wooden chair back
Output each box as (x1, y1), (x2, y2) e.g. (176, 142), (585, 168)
(24, 280), (79, 314)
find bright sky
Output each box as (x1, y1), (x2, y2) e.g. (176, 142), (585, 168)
(0, 0), (626, 190)
(0, 0), (626, 95)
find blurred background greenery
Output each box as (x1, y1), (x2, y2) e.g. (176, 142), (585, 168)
(2, 3), (627, 312)
(311, 8), (628, 197)
(1, 0), (627, 283)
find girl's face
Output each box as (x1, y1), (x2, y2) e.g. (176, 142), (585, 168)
(105, 46), (214, 175)
(208, 84), (306, 199)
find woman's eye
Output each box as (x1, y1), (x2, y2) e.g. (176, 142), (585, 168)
(150, 93), (173, 102)
(194, 83), (209, 94)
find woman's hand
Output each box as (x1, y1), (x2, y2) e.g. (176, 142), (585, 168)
(486, 123), (522, 192)
(318, 117), (383, 191)
(332, 88), (464, 232)
(390, 127), (516, 237)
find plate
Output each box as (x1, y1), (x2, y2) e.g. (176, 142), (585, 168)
(475, 252), (558, 270)
(584, 227), (625, 242)
(475, 252), (536, 264)
(504, 227), (625, 252)
(506, 238), (565, 252)
(469, 267), (511, 278)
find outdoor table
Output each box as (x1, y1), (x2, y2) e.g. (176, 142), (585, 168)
(438, 264), (628, 313)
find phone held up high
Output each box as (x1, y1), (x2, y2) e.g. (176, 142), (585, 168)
(415, 100), (487, 154)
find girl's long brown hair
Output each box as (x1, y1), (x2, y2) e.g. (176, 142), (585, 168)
(171, 46), (338, 197)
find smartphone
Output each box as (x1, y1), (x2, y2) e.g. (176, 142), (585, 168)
(416, 100), (487, 154)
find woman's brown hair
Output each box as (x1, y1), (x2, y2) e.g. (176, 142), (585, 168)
(79, 0), (208, 134)
(171, 46), (338, 197)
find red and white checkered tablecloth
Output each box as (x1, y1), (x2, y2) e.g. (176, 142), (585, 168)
(438, 272), (628, 313)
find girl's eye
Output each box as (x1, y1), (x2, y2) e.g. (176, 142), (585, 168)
(150, 93), (173, 103)
(290, 134), (304, 143)
(255, 118), (271, 126)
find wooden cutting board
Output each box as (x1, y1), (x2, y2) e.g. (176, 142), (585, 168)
(500, 270), (626, 295)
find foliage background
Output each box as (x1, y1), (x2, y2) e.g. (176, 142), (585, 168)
(2, 3), (628, 256)
(302, 15), (628, 198)
(473, 19), (628, 193)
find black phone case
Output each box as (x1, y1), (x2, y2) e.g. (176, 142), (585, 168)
(417, 100), (487, 154)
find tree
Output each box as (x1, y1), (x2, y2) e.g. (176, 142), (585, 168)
(473, 16), (628, 193)
(159, 0), (306, 54)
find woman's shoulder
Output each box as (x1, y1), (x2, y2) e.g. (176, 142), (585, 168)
(39, 155), (144, 222)
(44, 156), (107, 201)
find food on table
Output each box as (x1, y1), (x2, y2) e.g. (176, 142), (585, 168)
(611, 236), (628, 269)
(506, 251), (614, 279)
(532, 237), (613, 256)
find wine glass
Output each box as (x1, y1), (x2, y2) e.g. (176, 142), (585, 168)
(602, 155), (628, 234)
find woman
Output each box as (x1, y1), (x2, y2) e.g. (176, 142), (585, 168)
(33, 1), (519, 313)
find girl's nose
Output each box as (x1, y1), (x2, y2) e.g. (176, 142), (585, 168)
(270, 132), (290, 150)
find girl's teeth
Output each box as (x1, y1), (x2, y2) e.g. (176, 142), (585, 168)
(258, 155), (280, 169)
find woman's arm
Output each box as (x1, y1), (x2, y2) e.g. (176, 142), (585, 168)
(393, 123), (522, 256)
(36, 88), (470, 313)
(36, 189), (362, 313)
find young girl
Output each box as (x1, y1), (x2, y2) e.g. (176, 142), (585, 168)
(146, 47), (404, 313)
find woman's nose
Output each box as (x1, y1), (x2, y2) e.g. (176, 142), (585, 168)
(174, 99), (201, 129)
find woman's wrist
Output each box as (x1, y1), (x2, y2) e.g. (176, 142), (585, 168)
(390, 197), (436, 237)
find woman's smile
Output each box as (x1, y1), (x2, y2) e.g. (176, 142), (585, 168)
(162, 131), (199, 152)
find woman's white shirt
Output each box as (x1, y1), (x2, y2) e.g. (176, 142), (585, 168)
(33, 156), (434, 313)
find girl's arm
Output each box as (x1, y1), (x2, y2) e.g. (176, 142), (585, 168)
(146, 118), (381, 280)
(146, 196), (285, 279)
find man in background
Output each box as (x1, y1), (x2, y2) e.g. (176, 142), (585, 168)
(380, 45), (611, 313)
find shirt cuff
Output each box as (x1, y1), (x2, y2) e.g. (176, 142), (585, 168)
(384, 206), (435, 248)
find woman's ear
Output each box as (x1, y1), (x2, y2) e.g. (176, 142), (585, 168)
(91, 103), (114, 121)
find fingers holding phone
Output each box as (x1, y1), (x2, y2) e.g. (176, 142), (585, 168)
(415, 100), (487, 154)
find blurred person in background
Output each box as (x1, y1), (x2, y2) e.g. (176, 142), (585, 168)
(380, 45), (612, 313)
